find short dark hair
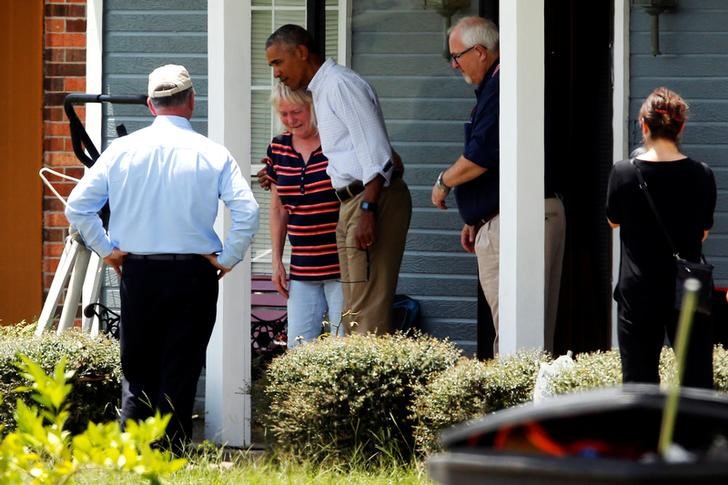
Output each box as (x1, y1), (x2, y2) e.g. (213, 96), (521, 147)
(266, 24), (319, 56)
(150, 86), (192, 109)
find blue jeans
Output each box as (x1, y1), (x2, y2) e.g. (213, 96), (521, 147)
(287, 279), (344, 348)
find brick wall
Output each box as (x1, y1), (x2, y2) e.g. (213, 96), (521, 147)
(42, 0), (86, 295)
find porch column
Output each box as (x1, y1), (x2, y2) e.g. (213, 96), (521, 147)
(206, 0), (251, 446)
(498, 0), (545, 354)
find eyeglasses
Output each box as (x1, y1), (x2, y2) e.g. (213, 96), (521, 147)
(337, 247), (370, 284)
(449, 45), (478, 67)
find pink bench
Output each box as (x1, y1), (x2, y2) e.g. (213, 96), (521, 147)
(251, 274), (287, 352)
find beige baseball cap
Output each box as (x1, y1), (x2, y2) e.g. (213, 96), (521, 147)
(147, 64), (193, 98)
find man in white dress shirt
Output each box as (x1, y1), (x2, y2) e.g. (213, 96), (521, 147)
(65, 64), (259, 452)
(266, 24), (412, 335)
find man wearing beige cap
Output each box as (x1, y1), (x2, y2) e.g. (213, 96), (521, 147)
(65, 64), (259, 452)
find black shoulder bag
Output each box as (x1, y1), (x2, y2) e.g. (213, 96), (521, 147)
(631, 159), (713, 315)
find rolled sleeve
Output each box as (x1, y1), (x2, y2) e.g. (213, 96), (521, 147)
(64, 160), (114, 257)
(217, 156), (260, 269)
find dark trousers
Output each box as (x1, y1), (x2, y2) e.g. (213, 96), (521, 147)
(618, 305), (713, 389)
(120, 256), (218, 450)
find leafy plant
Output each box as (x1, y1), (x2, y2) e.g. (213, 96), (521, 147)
(262, 332), (461, 466)
(0, 324), (120, 435)
(546, 349), (623, 395)
(547, 346), (728, 395)
(412, 350), (549, 454)
(0, 355), (185, 484)
(713, 345), (728, 392)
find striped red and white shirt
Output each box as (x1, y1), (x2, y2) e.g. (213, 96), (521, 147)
(266, 133), (340, 281)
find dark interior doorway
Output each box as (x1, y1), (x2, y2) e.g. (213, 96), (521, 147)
(545, 0), (614, 355)
(476, 0), (614, 358)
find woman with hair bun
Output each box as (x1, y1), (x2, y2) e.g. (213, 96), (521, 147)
(607, 87), (716, 388)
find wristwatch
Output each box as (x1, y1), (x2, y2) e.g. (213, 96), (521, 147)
(360, 201), (378, 214)
(435, 171), (451, 195)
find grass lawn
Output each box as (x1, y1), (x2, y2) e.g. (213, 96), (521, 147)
(71, 448), (434, 484)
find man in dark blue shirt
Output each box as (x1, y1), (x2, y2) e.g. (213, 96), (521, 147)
(431, 16), (565, 354)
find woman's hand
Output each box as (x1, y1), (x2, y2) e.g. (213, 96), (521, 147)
(272, 262), (289, 298)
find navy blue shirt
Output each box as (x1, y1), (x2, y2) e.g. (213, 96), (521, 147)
(454, 61), (500, 226)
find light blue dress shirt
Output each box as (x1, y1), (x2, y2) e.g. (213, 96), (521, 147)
(65, 115), (259, 269)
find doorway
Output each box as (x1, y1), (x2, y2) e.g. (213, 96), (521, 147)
(545, 0), (615, 354)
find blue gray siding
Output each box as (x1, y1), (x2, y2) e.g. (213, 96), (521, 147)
(630, 1), (728, 285)
(99, 0), (486, 353)
(102, 0), (207, 144)
(351, 2), (480, 353)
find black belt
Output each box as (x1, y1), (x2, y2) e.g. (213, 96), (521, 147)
(335, 181), (365, 202)
(126, 253), (203, 261)
(334, 171), (404, 203)
(473, 211), (499, 232)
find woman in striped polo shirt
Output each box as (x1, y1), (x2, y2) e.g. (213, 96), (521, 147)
(266, 83), (343, 347)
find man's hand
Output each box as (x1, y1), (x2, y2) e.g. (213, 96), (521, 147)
(256, 159), (274, 191)
(103, 248), (128, 276)
(355, 211), (376, 250)
(432, 183), (448, 210)
(203, 254), (231, 279)
(460, 224), (476, 253)
(271, 263), (289, 298)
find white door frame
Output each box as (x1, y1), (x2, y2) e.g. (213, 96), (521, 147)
(612, 0), (630, 347)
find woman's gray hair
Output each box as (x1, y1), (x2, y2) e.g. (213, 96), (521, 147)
(269, 82), (317, 133)
(450, 16), (499, 52)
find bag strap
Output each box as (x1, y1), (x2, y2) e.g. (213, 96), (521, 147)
(630, 158), (682, 260)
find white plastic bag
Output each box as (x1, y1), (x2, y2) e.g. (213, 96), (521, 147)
(533, 350), (574, 404)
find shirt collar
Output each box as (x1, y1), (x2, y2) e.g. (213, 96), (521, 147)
(475, 58), (500, 97)
(152, 115), (193, 130)
(308, 58), (336, 94)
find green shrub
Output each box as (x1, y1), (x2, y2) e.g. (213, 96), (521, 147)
(0, 355), (184, 483)
(262, 333), (461, 465)
(549, 346), (728, 395)
(412, 350), (549, 454)
(0, 324), (120, 434)
(714, 345), (728, 392)
(547, 349), (623, 395)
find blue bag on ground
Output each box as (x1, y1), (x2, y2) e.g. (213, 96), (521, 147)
(392, 294), (422, 333)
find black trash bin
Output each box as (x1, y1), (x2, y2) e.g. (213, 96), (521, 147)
(427, 384), (728, 484)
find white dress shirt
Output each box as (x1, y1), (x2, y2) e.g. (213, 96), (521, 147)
(65, 115), (259, 269)
(307, 58), (394, 189)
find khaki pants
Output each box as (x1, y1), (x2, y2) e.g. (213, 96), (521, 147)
(475, 196), (566, 355)
(337, 178), (411, 335)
